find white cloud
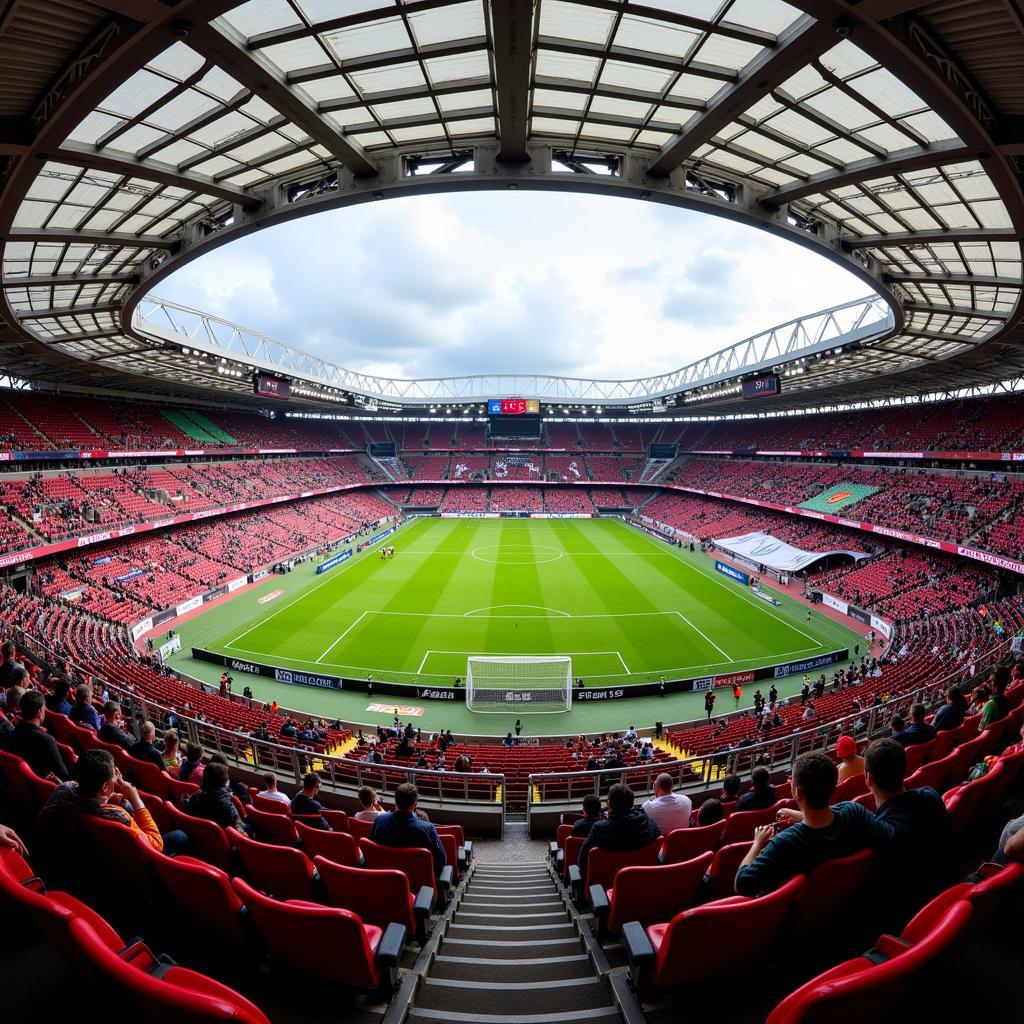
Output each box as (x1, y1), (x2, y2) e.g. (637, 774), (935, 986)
(156, 191), (869, 381)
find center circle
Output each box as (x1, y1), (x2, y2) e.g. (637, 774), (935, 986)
(471, 544), (564, 565)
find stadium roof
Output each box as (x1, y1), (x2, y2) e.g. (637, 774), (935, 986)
(0, 0), (1022, 414)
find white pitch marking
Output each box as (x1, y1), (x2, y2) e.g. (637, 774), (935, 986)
(463, 604), (571, 618)
(674, 611), (735, 664)
(315, 610), (369, 664)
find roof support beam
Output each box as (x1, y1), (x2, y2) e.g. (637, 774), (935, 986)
(184, 20), (378, 178)
(903, 302), (1009, 320)
(2, 273), (135, 288)
(15, 302), (122, 321)
(647, 15), (839, 177)
(843, 228), (1022, 249)
(491, 0), (535, 163)
(885, 273), (1022, 289)
(760, 140), (973, 207)
(4, 228), (180, 250)
(54, 142), (260, 208)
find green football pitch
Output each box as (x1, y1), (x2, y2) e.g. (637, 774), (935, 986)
(165, 517), (862, 735)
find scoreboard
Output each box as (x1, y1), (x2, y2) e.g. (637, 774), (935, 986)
(254, 373), (290, 400)
(488, 398), (539, 415)
(742, 374), (781, 400)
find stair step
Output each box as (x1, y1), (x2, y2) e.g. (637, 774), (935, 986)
(441, 937), (580, 952)
(409, 1009), (619, 1024)
(430, 956), (593, 983)
(414, 976), (610, 1016)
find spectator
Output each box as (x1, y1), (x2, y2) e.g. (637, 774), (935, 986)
(735, 752), (881, 897)
(570, 794), (605, 838)
(4, 690), (69, 781)
(720, 774), (742, 804)
(179, 743), (205, 784)
(992, 810), (1024, 865)
(577, 784), (661, 869)
(69, 683), (101, 732)
(40, 748), (185, 853)
(980, 672), (1009, 730)
(932, 686), (968, 732)
(207, 754), (251, 806)
(162, 730), (182, 776)
(697, 799), (725, 826)
(185, 762), (246, 834)
(835, 735), (864, 782)
(0, 642), (25, 689)
(735, 767), (777, 811)
(256, 772), (290, 805)
(45, 676), (73, 717)
(891, 704), (936, 748)
(642, 773), (693, 833)
(98, 701), (134, 750)
(128, 721), (165, 770)
(355, 785), (384, 822)
(860, 738), (956, 923)
(369, 783), (447, 877)
(291, 772), (330, 830)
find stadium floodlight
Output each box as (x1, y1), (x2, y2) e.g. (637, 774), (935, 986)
(466, 656), (572, 714)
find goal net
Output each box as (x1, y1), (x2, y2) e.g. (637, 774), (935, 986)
(465, 656), (572, 714)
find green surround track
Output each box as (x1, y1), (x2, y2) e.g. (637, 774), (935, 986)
(165, 518), (861, 736)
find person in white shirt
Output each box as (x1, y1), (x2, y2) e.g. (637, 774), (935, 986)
(256, 773), (290, 805)
(355, 785), (385, 821)
(641, 773), (692, 835)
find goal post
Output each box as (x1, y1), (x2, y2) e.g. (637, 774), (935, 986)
(465, 656), (572, 713)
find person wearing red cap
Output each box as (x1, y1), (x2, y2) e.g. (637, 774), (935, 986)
(835, 735), (864, 783)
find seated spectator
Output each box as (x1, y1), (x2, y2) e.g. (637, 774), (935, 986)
(735, 767), (777, 811)
(45, 676), (73, 717)
(980, 672), (1009, 730)
(162, 730), (182, 776)
(638, 742), (654, 761)
(697, 799), (725, 826)
(98, 701), (134, 750)
(355, 785), (384, 822)
(932, 686), (967, 732)
(40, 749), (186, 854)
(570, 794), (605, 838)
(835, 735), (864, 782)
(69, 683), (101, 732)
(185, 762), (246, 834)
(207, 753), (251, 806)
(720, 774), (742, 803)
(4, 690), (69, 781)
(860, 737), (956, 924)
(369, 783), (447, 876)
(256, 772), (290, 805)
(178, 742), (205, 784)
(891, 704), (936, 748)
(642, 773), (692, 833)
(992, 810), (1024, 865)
(578, 784), (661, 868)
(129, 721), (165, 770)
(735, 752), (882, 897)
(0, 641), (24, 689)
(290, 772), (330, 830)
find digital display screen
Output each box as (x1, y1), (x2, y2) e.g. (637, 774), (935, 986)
(742, 374), (781, 400)
(254, 373), (290, 400)
(488, 398), (540, 415)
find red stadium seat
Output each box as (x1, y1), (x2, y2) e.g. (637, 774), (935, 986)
(592, 852), (714, 939)
(562, 836), (584, 882)
(346, 816), (374, 841)
(571, 838), (663, 907)
(705, 841), (753, 901)
(231, 877), (404, 996)
(315, 856), (432, 943)
(125, 755), (172, 800)
(359, 838), (452, 908)
(162, 801), (233, 872)
(625, 875), (807, 993)
(661, 820), (726, 863)
(794, 849), (876, 938)
(721, 803), (784, 844)
(251, 794), (291, 815)
(244, 806), (298, 846)
(230, 830), (317, 901)
(294, 821), (360, 865)
(765, 900), (973, 1023)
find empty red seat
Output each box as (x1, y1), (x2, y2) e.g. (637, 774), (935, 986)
(162, 801), (232, 871)
(625, 874), (807, 992)
(294, 821), (360, 866)
(251, 794), (291, 815)
(315, 856), (432, 943)
(705, 841), (753, 901)
(570, 838), (663, 907)
(245, 807), (298, 846)
(231, 877), (404, 996)
(592, 852), (713, 939)
(149, 854), (250, 949)
(661, 820), (726, 863)
(231, 830), (317, 902)
(359, 838), (452, 908)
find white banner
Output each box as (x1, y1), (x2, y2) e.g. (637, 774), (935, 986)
(821, 592), (849, 615)
(175, 596), (202, 616)
(226, 576), (248, 593)
(157, 634), (182, 662)
(870, 614), (892, 639)
(129, 618), (154, 641)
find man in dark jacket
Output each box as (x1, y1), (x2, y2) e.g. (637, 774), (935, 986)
(291, 771), (331, 830)
(98, 701), (134, 750)
(570, 794), (605, 838)
(5, 690), (69, 781)
(735, 766), (777, 811)
(45, 676), (73, 717)
(577, 784), (661, 868)
(128, 721), (166, 770)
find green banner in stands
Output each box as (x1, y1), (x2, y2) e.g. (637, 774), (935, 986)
(798, 483), (879, 513)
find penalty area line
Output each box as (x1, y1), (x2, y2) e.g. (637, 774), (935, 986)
(315, 611), (369, 664)
(675, 611), (735, 664)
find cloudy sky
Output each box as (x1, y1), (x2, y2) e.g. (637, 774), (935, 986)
(157, 191), (871, 381)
